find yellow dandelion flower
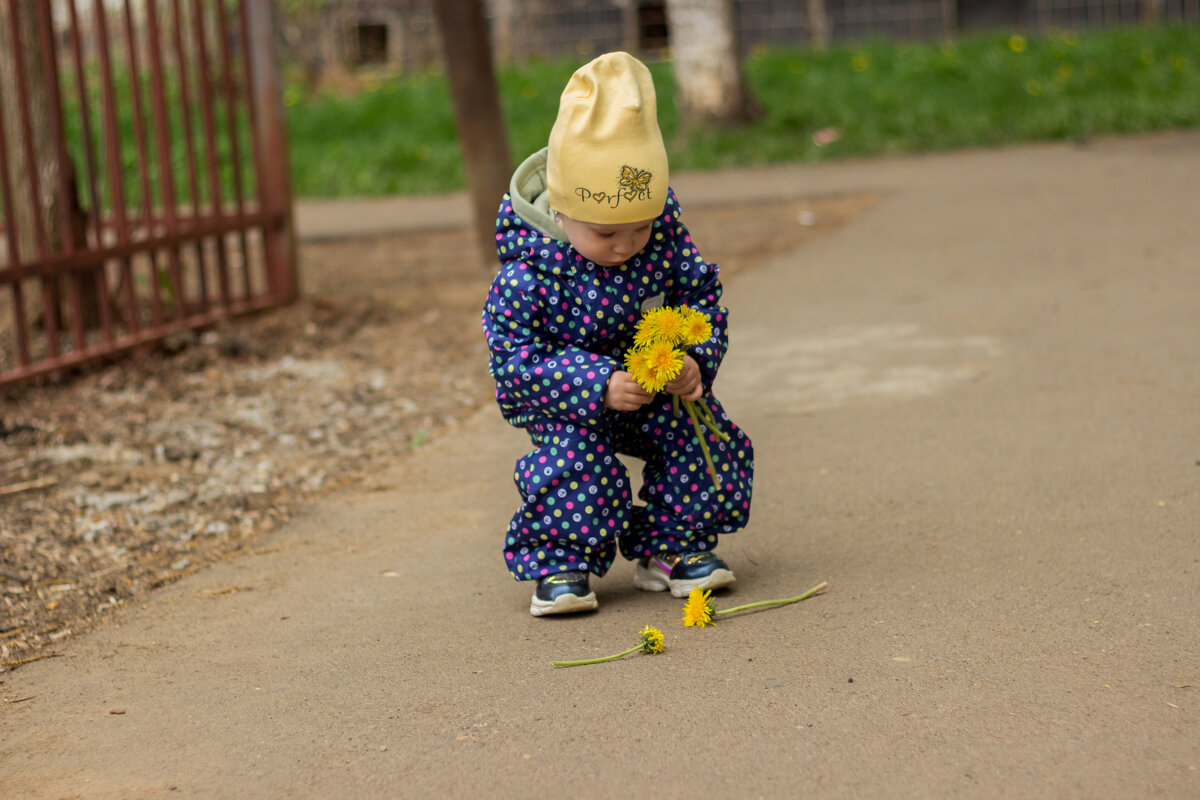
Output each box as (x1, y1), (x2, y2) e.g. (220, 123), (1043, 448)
(625, 347), (652, 384)
(682, 587), (716, 627)
(680, 308), (713, 346)
(636, 306), (688, 347)
(633, 322), (655, 348)
(850, 53), (870, 73)
(643, 341), (683, 392)
(1008, 34), (1026, 54)
(639, 625), (665, 654)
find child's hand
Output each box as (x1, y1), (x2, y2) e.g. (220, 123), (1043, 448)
(664, 355), (704, 402)
(604, 371), (654, 411)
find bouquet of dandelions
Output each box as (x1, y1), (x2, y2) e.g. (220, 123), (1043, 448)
(624, 306), (729, 490)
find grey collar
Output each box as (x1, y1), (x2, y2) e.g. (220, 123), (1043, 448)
(509, 147), (567, 242)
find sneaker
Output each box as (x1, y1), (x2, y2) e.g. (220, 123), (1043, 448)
(530, 570), (598, 617)
(633, 552), (735, 597)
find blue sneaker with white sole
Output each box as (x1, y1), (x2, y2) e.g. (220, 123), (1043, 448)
(633, 552), (735, 598)
(530, 570), (598, 617)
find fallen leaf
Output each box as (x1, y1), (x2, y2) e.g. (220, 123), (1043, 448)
(813, 127), (842, 146)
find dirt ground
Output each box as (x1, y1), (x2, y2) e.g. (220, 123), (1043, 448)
(0, 194), (873, 669)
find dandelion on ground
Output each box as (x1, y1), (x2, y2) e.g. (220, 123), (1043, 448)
(682, 587), (716, 627)
(552, 625), (666, 667)
(681, 582), (829, 627)
(639, 624), (665, 654)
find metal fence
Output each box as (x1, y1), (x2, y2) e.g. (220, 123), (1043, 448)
(1034, 0), (1200, 27)
(504, 0), (1198, 64)
(0, 0), (296, 389)
(280, 1), (1200, 79)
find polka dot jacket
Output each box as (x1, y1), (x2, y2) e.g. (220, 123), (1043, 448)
(482, 188), (754, 581)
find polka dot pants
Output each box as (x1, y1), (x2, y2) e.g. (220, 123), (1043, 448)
(504, 394), (753, 581)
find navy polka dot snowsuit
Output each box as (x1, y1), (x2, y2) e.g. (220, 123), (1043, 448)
(482, 188), (753, 582)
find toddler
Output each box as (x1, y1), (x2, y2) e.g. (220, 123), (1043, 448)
(481, 52), (753, 616)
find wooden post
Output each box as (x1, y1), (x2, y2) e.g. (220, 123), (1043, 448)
(434, 0), (512, 269)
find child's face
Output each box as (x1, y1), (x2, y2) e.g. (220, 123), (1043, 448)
(558, 215), (655, 268)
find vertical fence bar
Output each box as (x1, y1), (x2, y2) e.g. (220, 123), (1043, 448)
(212, 0), (253, 301)
(170, 0), (210, 313)
(236, 0), (264, 208)
(143, 0), (188, 320)
(34, 1), (87, 354)
(66, 0), (103, 251)
(121, 0), (166, 327)
(190, 0), (233, 309)
(236, 0), (269, 299)
(245, 0), (298, 302)
(82, 0), (119, 349)
(93, 1), (140, 338)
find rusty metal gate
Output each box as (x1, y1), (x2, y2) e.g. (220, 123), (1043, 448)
(0, 0), (296, 388)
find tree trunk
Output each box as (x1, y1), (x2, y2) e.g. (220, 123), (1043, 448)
(491, 0), (517, 63)
(1140, 0), (1161, 25)
(807, 0), (831, 50)
(0, 5), (67, 260)
(0, 4), (97, 334)
(434, 0), (512, 268)
(664, 0), (761, 128)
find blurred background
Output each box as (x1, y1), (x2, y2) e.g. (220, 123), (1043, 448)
(0, 0), (1196, 383)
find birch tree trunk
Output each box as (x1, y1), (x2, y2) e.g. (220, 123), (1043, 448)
(664, 0), (761, 128)
(807, 0), (831, 50)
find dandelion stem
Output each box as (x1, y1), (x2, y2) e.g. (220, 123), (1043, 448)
(714, 582), (829, 617)
(696, 399), (730, 442)
(685, 400), (722, 490)
(553, 644), (641, 667)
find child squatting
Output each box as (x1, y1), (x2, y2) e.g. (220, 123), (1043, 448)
(481, 52), (754, 617)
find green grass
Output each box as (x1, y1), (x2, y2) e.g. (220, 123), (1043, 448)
(285, 24), (1200, 198)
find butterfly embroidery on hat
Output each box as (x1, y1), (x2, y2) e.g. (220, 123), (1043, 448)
(618, 165), (653, 198)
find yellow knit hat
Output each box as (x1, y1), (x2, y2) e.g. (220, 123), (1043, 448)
(547, 52), (669, 224)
